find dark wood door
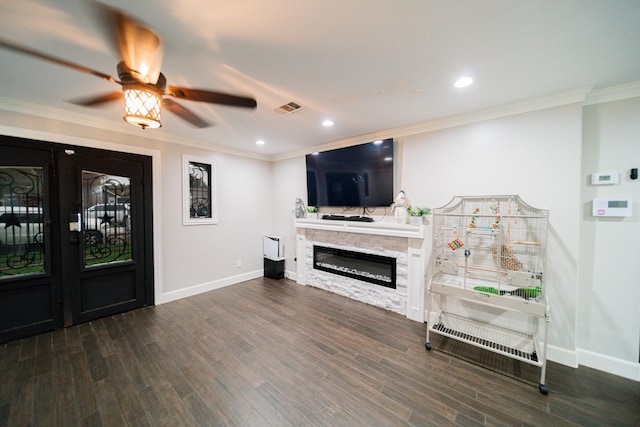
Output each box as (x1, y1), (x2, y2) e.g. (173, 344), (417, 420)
(57, 148), (153, 325)
(0, 136), (153, 342)
(0, 140), (62, 342)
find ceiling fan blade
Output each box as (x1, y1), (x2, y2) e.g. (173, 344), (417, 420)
(92, 2), (163, 84)
(69, 91), (123, 107)
(163, 98), (212, 128)
(0, 38), (118, 85)
(167, 87), (257, 109)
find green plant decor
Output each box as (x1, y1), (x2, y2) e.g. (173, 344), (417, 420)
(307, 206), (318, 213)
(406, 206), (431, 217)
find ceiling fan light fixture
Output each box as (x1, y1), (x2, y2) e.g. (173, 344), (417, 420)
(123, 86), (162, 129)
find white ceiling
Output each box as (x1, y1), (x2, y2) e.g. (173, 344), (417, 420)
(1, 0), (639, 158)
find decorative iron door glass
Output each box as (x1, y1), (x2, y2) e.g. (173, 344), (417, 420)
(0, 167), (46, 278)
(82, 171), (132, 267)
(183, 155), (217, 225)
(189, 161), (211, 218)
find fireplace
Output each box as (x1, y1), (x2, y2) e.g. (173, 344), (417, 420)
(296, 220), (430, 321)
(313, 245), (396, 289)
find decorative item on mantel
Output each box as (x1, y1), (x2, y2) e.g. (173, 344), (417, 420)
(307, 206), (319, 219)
(391, 190), (409, 223)
(407, 205), (431, 225)
(294, 197), (306, 218)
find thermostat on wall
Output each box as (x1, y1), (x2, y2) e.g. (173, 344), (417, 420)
(591, 172), (619, 185)
(592, 198), (632, 217)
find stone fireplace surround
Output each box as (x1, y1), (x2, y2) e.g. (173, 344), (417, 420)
(295, 219), (431, 322)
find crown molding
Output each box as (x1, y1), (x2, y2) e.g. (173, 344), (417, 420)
(272, 86), (594, 162)
(4, 79), (639, 164)
(584, 81), (640, 105)
(0, 96), (271, 161)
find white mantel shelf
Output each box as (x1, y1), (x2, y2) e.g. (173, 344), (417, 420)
(295, 218), (427, 239)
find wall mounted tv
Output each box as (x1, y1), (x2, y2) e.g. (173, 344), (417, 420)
(306, 139), (395, 208)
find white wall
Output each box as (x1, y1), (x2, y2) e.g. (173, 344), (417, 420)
(401, 104), (583, 363)
(580, 97), (640, 379)
(160, 143), (274, 300)
(271, 156), (306, 277)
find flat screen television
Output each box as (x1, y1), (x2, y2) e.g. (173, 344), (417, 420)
(306, 139), (394, 208)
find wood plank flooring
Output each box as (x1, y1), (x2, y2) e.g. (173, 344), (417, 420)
(1, 278), (639, 426)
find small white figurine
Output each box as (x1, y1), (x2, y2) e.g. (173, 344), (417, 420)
(392, 190), (409, 223)
(294, 197), (306, 219)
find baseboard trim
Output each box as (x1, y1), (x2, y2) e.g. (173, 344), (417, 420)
(284, 270), (297, 281)
(159, 270), (263, 304)
(577, 348), (640, 381)
(547, 345), (578, 368)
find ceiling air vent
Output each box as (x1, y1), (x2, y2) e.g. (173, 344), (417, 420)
(273, 101), (303, 115)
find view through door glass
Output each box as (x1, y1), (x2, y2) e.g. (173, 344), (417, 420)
(82, 171), (132, 267)
(0, 167), (46, 277)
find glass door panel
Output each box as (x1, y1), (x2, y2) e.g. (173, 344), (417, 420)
(81, 171), (132, 267)
(0, 167), (46, 278)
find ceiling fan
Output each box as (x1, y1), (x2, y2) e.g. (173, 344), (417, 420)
(0, 3), (257, 129)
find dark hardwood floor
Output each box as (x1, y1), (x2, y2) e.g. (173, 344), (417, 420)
(1, 278), (639, 426)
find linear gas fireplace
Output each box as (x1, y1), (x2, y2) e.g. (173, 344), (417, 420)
(313, 245), (397, 289)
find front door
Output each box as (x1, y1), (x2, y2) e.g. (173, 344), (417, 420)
(0, 136), (153, 342)
(0, 141), (61, 341)
(57, 148), (153, 326)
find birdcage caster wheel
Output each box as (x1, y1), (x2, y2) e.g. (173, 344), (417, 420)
(539, 384), (548, 395)
(425, 342), (432, 351)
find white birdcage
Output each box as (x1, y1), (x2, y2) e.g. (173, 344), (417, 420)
(425, 195), (550, 394)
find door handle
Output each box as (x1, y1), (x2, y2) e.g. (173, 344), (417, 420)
(68, 233), (80, 245)
(68, 213), (81, 245)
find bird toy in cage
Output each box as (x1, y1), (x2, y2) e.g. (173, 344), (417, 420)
(490, 203), (501, 230)
(489, 201), (521, 270)
(448, 238), (464, 250)
(493, 244), (523, 271)
(468, 208), (480, 228)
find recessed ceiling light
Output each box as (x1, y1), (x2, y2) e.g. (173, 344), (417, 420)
(454, 76), (473, 88)
(256, 140), (265, 145)
(373, 140), (383, 145)
(322, 119), (334, 127)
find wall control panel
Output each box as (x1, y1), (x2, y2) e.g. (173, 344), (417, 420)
(591, 172), (619, 185)
(592, 198), (632, 217)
